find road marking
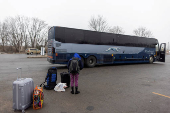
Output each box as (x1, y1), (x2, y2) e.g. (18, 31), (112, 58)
(152, 92), (170, 98)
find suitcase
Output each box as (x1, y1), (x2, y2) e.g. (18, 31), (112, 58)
(13, 68), (34, 113)
(60, 72), (70, 87)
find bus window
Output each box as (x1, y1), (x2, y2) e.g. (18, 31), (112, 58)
(84, 31), (101, 44)
(48, 27), (54, 40)
(138, 37), (147, 47)
(116, 35), (132, 46)
(130, 36), (138, 46)
(74, 29), (84, 44)
(65, 28), (84, 43)
(55, 27), (65, 42)
(147, 38), (155, 48)
(65, 28), (75, 43)
(101, 33), (116, 45)
(115, 35), (122, 46)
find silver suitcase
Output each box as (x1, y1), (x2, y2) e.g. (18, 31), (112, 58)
(13, 68), (34, 113)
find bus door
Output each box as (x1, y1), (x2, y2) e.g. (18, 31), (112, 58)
(156, 43), (166, 62)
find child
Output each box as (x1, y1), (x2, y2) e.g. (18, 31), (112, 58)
(67, 53), (83, 94)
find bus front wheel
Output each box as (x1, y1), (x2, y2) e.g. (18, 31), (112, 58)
(149, 56), (154, 64)
(86, 56), (96, 68)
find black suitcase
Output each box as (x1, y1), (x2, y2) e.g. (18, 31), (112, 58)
(60, 72), (70, 87)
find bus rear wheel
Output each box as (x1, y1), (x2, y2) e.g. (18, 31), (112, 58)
(86, 56), (96, 68)
(149, 56), (154, 64)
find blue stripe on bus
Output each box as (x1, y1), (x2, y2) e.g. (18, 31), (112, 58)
(52, 52), (151, 64)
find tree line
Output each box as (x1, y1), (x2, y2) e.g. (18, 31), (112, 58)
(0, 15), (154, 53)
(0, 15), (48, 53)
(88, 15), (153, 38)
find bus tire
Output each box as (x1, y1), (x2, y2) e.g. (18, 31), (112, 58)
(80, 56), (85, 67)
(86, 56), (96, 68)
(149, 56), (154, 64)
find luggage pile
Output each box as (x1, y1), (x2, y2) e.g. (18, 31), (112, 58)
(13, 67), (70, 112)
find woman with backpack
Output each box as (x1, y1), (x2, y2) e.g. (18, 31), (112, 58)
(67, 53), (83, 94)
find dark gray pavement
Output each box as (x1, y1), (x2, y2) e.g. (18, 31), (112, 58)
(0, 54), (170, 113)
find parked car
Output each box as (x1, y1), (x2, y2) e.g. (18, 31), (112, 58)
(25, 48), (41, 55)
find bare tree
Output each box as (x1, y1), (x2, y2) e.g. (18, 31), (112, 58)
(36, 26), (48, 49)
(133, 27), (153, 38)
(27, 18), (48, 48)
(0, 15), (48, 53)
(0, 22), (9, 51)
(89, 15), (109, 32)
(108, 26), (124, 34)
(16, 16), (29, 51)
(7, 17), (20, 52)
(6, 17), (25, 52)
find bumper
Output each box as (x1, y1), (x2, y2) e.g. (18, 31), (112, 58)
(47, 57), (55, 63)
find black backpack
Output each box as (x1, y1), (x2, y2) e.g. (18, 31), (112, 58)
(40, 67), (57, 90)
(69, 57), (80, 74)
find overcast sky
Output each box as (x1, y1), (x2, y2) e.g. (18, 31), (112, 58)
(0, 0), (169, 44)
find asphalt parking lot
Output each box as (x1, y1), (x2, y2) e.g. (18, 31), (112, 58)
(0, 54), (170, 113)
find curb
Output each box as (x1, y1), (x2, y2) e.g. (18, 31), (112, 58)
(0, 52), (7, 54)
(27, 55), (47, 58)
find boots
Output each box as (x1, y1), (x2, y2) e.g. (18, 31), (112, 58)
(71, 87), (74, 94)
(75, 86), (80, 94)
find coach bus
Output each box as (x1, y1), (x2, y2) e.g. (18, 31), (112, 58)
(47, 26), (166, 67)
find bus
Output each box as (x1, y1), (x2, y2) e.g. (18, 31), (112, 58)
(47, 26), (166, 67)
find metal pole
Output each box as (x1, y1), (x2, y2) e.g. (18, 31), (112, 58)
(168, 42), (169, 54)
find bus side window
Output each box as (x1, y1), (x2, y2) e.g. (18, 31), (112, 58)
(84, 31), (101, 44)
(130, 36), (138, 47)
(74, 29), (84, 44)
(65, 28), (74, 43)
(138, 37), (147, 47)
(101, 33), (116, 45)
(55, 27), (65, 42)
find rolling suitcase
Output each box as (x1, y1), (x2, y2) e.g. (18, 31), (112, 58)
(13, 68), (34, 113)
(60, 72), (70, 87)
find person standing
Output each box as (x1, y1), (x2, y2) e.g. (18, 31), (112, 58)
(68, 53), (83, 94)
